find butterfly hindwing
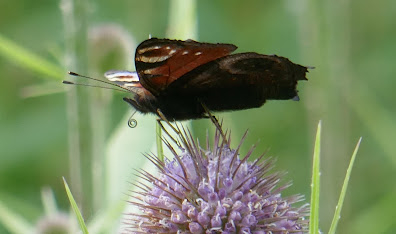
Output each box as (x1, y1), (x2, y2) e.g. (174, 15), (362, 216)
(134, 38), (237, 95)
(104, 70), (140, 89)
(164, 52), (308, 105)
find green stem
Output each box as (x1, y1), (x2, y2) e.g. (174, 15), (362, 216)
(167, 0), (198, 39)
(156, 122), (164, 162)
(61, 0), (93, 216)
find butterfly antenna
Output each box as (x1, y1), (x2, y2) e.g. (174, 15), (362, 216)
(66, 71), (130, 92)
(127, 109), (138, 128)
(62, 80), (130, 93)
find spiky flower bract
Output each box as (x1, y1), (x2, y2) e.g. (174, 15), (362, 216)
(126, 124), (309, 233)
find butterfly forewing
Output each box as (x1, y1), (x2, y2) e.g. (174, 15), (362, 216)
(135, 38), (237, 95)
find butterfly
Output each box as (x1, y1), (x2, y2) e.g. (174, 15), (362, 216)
(67, 38), (310, 123)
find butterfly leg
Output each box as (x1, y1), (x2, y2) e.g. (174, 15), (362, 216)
(199, 102), (227, 140)
(156, 109), (182, 147)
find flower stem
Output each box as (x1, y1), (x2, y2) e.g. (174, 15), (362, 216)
(156, 122), (164, 162)
(61, 0), (93, 216)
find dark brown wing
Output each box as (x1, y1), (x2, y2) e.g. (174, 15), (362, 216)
(165, 52), (308, 104)
(134, 38), (237, 96)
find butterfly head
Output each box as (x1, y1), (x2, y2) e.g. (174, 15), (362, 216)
(104, 70), (159, 114)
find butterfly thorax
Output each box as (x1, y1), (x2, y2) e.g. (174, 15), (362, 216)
(123, 91), (159, 115)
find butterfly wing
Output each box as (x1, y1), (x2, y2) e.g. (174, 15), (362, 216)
(164, 52), (308, 110)
(104, 69), (153, 99)
(134, 38), (237, 96)
(104, 70), (140, 88)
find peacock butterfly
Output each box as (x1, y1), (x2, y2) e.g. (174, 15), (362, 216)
(66, 38), (310, 122)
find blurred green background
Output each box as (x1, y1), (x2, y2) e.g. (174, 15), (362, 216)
(1, 0), (395, 233)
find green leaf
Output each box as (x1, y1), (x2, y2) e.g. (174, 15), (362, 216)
(0, 200), (33, 233)
(328, 137), (362, 234)
(63, 177), (89, 234)
(0, 33), (64, 80)
(310, 120), (321, 234)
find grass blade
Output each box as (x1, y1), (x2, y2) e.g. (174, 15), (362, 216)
(310, 120), (322, 234)
(328, 137), (362, 234)
(63, 177), (89, 234)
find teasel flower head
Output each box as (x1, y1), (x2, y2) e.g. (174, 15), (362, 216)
(35, 212), (70, 234)
(125, 124), (309, 233)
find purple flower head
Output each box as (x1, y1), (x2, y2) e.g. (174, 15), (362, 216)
(126, 124), (309, 233)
